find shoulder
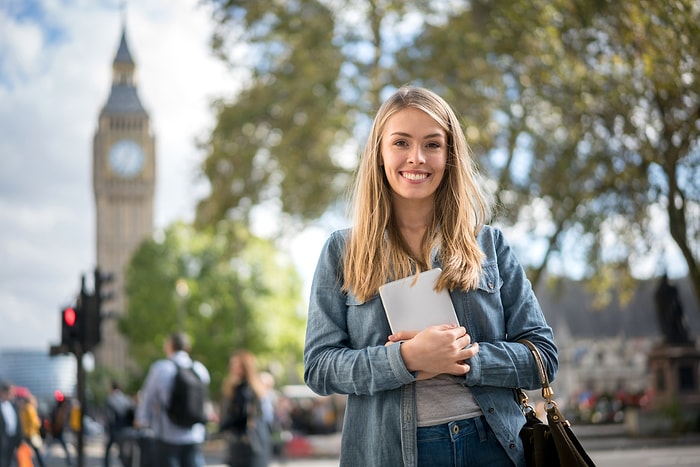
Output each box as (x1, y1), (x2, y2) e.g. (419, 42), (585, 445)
(476, 224), (502, 243)
(476, 225), (518, 263)
(326, 228), (350, 251)
(476, 225), (504, 251)
(143, 358), (177, 387)
(192, 361), (211, 385)
(315, 228), (350, 272)
(152, 357), (177, 375)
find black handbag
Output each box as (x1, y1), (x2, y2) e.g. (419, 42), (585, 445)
(517, 339), (596, 467)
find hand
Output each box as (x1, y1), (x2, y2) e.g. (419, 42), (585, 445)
(385, 332), (438, 379)
(389, 324), (478, 376)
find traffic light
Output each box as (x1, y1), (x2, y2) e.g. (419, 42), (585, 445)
(61, 306), (83, 350)
(81, 284), (99, 352)
(94, 267), (115, 312)
(82, 268), (114, 352)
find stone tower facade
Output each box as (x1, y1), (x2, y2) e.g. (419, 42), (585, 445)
(93, 25), (155, 371)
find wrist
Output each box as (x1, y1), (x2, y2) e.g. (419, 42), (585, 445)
(398, 339), (418, 372)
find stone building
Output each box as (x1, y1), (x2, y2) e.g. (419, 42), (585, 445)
(92, 24), (155, 371)
(536, 275), (700, 427)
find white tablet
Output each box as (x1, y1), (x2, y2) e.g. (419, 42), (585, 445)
(378, 268), (459, 333)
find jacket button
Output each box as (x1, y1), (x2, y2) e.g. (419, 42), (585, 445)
(488, 407), (495, 413)
(509, 443), (516, 449)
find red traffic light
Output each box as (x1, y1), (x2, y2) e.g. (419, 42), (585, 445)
(63, 307), (77, 326)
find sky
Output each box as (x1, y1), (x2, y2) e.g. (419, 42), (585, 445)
(0, 0), (332, 351)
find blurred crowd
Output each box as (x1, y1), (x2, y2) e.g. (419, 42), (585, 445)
(0, 340), (346, 467)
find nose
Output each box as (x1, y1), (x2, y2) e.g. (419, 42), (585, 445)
(407, 146), (426, 164)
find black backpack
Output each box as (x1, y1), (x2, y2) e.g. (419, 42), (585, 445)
(167, 360), (207, 427)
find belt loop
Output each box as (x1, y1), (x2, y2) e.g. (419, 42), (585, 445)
(473, 415), (488, 443)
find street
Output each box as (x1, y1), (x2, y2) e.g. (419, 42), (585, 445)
(38, 432), (700, 467)
(590, 445), (700, 466)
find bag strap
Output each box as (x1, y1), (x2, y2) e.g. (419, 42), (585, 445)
(517, 339), (554, 403)
(518, 340), (596, 466)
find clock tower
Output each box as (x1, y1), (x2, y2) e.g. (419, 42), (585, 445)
(93, 24), (155, 370)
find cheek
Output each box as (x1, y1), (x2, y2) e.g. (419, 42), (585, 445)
(434, 156), (448, 180)
(380, 148), (400, 172)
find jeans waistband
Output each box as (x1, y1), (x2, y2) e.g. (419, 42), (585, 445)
(417, 415), (488, 443)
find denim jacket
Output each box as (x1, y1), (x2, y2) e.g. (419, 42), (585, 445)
(304, 225), (558, 467)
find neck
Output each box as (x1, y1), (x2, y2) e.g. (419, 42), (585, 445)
(392, 199), (434, 259)
(392, 196), (434, 229)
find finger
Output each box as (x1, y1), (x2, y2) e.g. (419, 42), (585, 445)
(450, 362), (470, 376)
(459, 341), (479, 359)
(389, 330), (419, 341)
(455, 333), (472, 347)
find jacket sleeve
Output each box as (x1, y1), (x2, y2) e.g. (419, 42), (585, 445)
(303, 231), (415, 397)
(463, 226), (558, 391)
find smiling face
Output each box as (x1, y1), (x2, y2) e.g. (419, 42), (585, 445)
(380, 107), (448, 205)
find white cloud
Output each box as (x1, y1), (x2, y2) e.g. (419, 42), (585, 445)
(0, 10), (44, 84)
(0, 0), (242, 350)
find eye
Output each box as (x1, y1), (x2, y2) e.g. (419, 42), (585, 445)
(426, 141), (442, 149)
(393, 139), (409, 147)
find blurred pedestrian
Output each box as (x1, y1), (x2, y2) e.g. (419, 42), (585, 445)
(45, 391), (73, 466)
(134, 332), (210, 467)
(0, 381), (23, 467)
(16, 389), (44, 467)
(104, 381), (134, 467)
(219, 350), (273, 467)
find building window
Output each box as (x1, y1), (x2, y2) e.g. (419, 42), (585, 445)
(678, 365), (695, 392)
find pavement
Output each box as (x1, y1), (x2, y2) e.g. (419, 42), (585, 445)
(571, 422), (700, 451)
(37, 426), (700, 467)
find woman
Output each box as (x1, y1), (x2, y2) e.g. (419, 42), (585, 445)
(16, 391), (45, 467)
(219, 351), (273, 467)
(303, 86), (558, 467)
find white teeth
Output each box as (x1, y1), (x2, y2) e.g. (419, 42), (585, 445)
(402, 172), (428, 180)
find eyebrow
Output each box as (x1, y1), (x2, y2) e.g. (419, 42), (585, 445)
(389, 131), (445, 139)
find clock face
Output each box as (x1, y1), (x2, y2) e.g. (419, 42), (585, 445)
(109, 139), (145, 177)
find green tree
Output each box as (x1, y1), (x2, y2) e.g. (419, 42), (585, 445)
(199, 0), (447, 231)
(200, 0), (699, 308)
(400, 0), (700, 304)
(198, 0), (354, 231)
(119, 221), (306, 397)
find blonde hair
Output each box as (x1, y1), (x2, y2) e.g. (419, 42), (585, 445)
(343, 86), (492, 302)
(220, 349), (257, 398)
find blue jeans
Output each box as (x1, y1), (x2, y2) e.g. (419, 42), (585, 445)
(417, 416), (514, 467)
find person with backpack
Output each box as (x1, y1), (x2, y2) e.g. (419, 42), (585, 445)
(134, 332), (211, 467)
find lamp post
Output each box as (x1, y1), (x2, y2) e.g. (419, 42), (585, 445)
(175, 278), (189, 332)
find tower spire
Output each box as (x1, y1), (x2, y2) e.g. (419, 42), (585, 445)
(112, 6), (136, 88)
(101, 13), (145, 116)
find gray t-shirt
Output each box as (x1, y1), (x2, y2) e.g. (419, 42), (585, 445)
(415, 374), (483, 427)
